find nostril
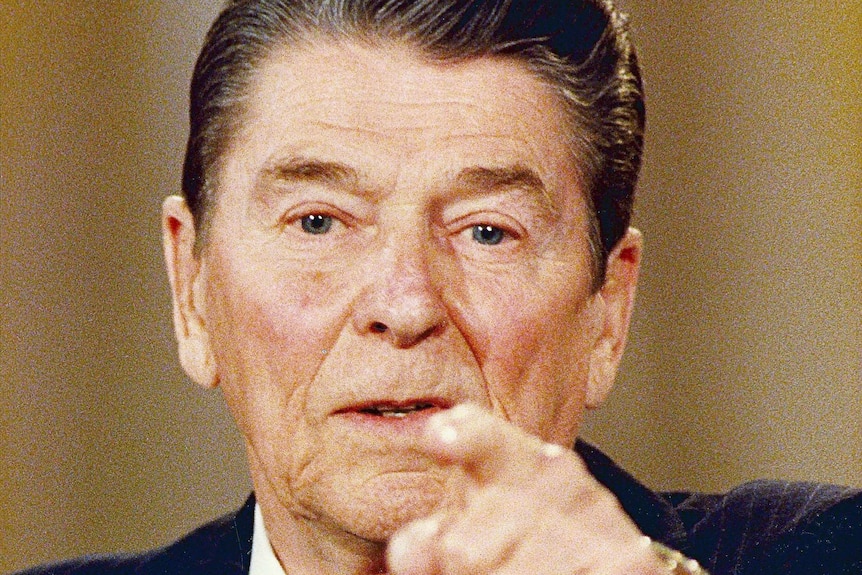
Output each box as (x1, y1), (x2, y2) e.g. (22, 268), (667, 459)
(370, 321), (388, 333)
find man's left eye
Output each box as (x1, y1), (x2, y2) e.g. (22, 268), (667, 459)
(472, 225), (506, 245)
(300, 214), (334, 234)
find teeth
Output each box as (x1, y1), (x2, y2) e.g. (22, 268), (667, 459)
(364, 403), (434, 417)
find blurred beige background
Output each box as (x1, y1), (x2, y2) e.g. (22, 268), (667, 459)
(1, 1), (859, 572)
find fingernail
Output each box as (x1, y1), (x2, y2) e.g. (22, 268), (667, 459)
(428, 410), (462, 445)
(388, 518), (440, 572)
(541, 443), (564, 459)
(413, 517), (441, 539)
(387, 530), (411, 571)
(437, 423), (458, 445)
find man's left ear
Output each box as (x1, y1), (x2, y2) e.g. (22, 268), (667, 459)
(585, 227), (642, 409)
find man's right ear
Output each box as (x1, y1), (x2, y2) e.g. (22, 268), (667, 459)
(161, 195), (218, 389)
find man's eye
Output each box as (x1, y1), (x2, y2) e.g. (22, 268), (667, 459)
(300, 214), (334, 234)
(472, 224), (506, 245)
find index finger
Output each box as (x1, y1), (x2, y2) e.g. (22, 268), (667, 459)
(421, 403), (587, 487)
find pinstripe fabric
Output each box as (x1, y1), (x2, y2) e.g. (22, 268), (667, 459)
(666, 481), (862, 574)
(577, 442), (862, 574)
(15, 443), (862, 575)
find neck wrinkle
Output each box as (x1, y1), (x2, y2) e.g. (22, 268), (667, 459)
(250, 451), (389, 575)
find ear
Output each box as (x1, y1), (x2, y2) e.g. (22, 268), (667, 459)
(585, 227), (642, 409)
(162, 195), (218, 389)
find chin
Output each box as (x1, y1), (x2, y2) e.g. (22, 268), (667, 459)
(316, 469), (455, 542)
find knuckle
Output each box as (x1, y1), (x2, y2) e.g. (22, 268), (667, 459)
(440, 529), (487, 573)
(437, 494), (524, 574)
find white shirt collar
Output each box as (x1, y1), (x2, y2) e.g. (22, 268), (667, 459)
(250, 503), (288, 575)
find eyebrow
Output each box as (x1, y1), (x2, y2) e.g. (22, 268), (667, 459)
(453, 165), (558, 214)
(260, 157), (359, 188)
(454, 165), (545, 193)
(254, 157), (557, 214)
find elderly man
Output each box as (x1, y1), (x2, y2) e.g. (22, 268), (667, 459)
(17, 1), (861, 574)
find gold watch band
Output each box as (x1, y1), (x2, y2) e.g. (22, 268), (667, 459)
(646, 538), (710, 574)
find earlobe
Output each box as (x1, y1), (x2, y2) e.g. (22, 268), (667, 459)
(162, 195), (219, 389)
(585, 228), (642, 409)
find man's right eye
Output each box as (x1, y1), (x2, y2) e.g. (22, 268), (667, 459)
(472, 224), (506, 246)
(300, 214), (334, 234)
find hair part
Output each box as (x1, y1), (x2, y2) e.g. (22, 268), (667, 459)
(183, 0), (645, 286)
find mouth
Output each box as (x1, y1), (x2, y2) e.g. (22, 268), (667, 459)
(356, 402), (439, 418)
(335, 399), (451, 420)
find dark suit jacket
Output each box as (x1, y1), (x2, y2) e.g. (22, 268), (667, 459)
(16, 442), (862, 575)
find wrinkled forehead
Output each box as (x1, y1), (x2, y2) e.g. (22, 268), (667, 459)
(223, 38), (586, 193)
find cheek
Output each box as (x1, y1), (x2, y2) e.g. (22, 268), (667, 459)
(203, 255), (355, 431)
(465, 270), (596, 440)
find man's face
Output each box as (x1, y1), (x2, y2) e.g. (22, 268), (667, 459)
(168, 40), (632, 542)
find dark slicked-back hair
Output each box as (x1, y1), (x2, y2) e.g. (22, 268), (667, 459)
(183, 0), (644, 284)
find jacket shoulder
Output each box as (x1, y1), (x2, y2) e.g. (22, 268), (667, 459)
(13, 496), (255, 575)
(12, 554), (143, 575)
(668, 481), (862, 574)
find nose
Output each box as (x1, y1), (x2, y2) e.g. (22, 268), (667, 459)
(351, 235), (448, 348)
